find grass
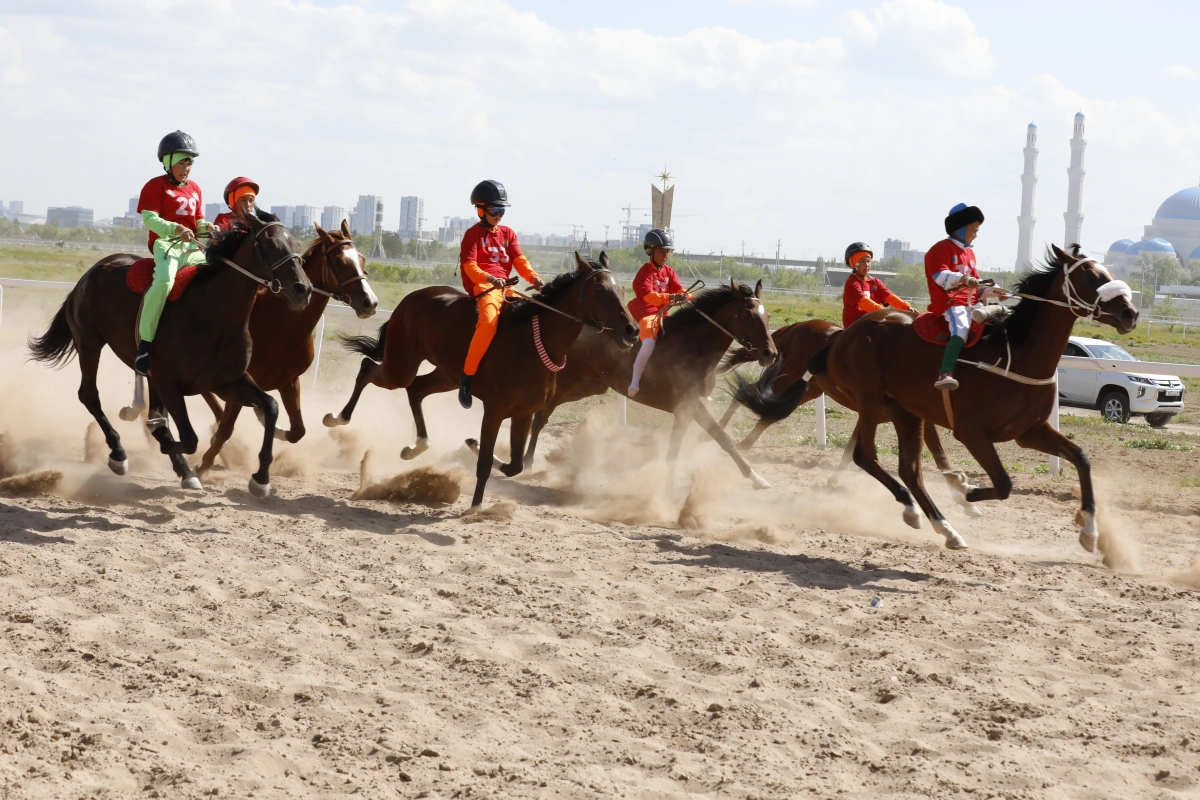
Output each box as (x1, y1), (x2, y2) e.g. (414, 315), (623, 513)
(1123, 438), (1194, 452)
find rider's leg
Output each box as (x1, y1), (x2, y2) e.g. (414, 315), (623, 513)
(934, 306), (970, 390)
(136, 239), (181, 374)
(459, 290), (503, 409)
(628, 316), (657, 397)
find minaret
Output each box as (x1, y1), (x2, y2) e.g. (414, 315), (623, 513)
(1015, 122), (1038, 270)
(1064, 112), (1086, 248)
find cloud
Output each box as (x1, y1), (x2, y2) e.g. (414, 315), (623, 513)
(842, 0), (995, 80)
(1161, 64), (1197, 81)
(0, 25), (29, 85)
(727, 0), (820, 7)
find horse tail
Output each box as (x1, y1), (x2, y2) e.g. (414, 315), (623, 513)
(728, 359), (809, 423)
(718, 346), (758, 374)
(339, 320), (389, 362)
(28, 301), (77, 369)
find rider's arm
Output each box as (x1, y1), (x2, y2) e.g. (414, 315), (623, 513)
(506, 233), (541, 287)
(633, 267), (672, 307)
(844, 276), (880, 313)
(141, 210), (180, 238)
(459, 233), (492, 287)
(884, 293), (913, 311)
(930, 269), (967, 291)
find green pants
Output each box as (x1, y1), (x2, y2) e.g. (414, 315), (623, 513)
(139, 238), (206, 342)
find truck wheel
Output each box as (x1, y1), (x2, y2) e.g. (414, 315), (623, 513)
(1145, 412), (1174, 428)
(1099, 390), (1130, 424)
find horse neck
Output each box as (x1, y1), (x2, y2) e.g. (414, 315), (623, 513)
(287, 250), (332, 326)
(192, 242), (266, 324)
(1011, 271), (1079, 376)
(533, 279), (586, 363)
(677, 298), (736, 361)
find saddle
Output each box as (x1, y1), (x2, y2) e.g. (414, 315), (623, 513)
(126, 258), (199, 302)
(913, 311), (984, 348)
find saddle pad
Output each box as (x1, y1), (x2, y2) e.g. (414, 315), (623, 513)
(126, 257), (199, 302)
(913, 311), (984, 348)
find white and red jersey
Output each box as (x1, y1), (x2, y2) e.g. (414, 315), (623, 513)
(137, 174), (205, 252)
(924, 238), (979, 315)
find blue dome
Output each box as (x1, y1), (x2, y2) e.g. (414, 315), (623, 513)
(1075, 112), (1085, 118)
(1155, 186), (1200, 221)
(1136, 238), (1175, 254)
(1107, 239), (1134, 253)
(1190, 246), (1200, 261)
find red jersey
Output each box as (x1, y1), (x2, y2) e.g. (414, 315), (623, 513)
(211, 212), (240, 231)
(842, 273), (894, 328)
(924, 238), (979, 314)
(459, 223), (525, 293)
(627, 262), (685, 319)
(137, 175), (204, 253)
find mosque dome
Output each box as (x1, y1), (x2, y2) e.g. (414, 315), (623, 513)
(1154, 186), (1200, 221)
(1134, 238), (1176, 254)
(1190, 245), (1200, 261)
(1106, 239), (1134, 253)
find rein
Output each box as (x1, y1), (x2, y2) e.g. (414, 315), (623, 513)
(205, 221), (304, 294)
(506, 268), (617, 332)
(658, 282), (756, 350)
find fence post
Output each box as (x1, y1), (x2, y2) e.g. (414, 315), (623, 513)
(1049, 373), (1060, 477)
(815, 392), (827, 447)
(616, 393), (627, 426)
(309, 314), (326, 389)
(0, 284), (4, 328)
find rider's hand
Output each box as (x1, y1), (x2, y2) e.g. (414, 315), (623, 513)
(177, 226), (197, 244)
(961, 276), (980, 289)
(487, 275), (506, 288)
(530, 278), (545, 291)
(670, 293), (688, 303)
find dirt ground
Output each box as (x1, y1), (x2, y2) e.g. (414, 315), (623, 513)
(2, 302), (1200, 800)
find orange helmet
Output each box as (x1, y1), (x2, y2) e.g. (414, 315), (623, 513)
(223, 176), (260, 207)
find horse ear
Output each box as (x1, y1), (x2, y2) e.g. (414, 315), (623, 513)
(729, 277), (737, 292)
(1050, 243), (1068, 262)
(574, 251), (593, 273)
(340, 218), (352, 238)
(754, 279), (763, 298)
(314, 222), (329, 241)
(599, 250), (609, 270)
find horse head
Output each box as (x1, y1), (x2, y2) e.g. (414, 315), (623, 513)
(312, 220), (379, 319)
(574, 251), (638, 347)
(1051, 244), (1138, 334)
(241, 209), (312, 311)
(727, 278), (778, 367)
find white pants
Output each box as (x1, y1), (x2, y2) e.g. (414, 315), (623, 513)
(944, 305), (971, 340)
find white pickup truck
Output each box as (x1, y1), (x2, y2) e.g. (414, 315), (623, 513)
(1058, 336), (1185, 426)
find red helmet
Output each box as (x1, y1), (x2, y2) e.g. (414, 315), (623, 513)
(223, 176), (260, 206)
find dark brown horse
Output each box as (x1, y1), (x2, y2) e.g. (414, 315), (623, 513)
(725, 319), (982, 519)
(517, 280), (778, 489)
(191, 220), (379, 475)
(783, 245), (1138, 551)
(28, 211), (312, 496)
(324, 252), (638, 510)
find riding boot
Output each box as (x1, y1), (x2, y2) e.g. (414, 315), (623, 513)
(934, 335), (965, 390)
(458, 374), (474, 409)
(628, 338), (656, 397)
(134, 340), (153, 377)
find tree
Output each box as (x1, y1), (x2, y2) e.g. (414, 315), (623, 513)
(1132, 253), (1185, 307)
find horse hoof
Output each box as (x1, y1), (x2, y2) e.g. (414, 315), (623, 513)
(274, 428), (289, 442)
(465, 438), (480, 455)
(963, 504), (984, 517)
(107, 457), (129, 476)
(401, 438), (430, 460)
(749, 471), (771, 490)
(1076, 510), (1098, 553)
(902, 505), (922, 529)
(249, 478), (272, 498)
(118, 405), (141, 422)
(933, 519), (968, 550)
(323, 413), (347, 428)
(181, 476), (203, 491)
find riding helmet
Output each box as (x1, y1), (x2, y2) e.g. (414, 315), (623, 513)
(944, 203), (984, 237)
(470, 180), (510, 207)
(844, 242), (873, 265)
(157, 131), (199, 162)
(643, 228), (673, 255)
(223, 176), (260, 206)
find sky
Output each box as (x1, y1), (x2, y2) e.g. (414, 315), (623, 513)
(2, 0), (1199, 269)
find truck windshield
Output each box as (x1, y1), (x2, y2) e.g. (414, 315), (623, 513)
(1085, 343), (1136, 361)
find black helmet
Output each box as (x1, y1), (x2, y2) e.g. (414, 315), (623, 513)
(157, 130), (199, 162)
(470, 180), (509, 207)
(643, 228), (673, 254)
(844, 241), (873, 265)
(944, 203), (984, 237)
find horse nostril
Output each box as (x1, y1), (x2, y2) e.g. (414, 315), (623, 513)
(624, 324), (637, 336)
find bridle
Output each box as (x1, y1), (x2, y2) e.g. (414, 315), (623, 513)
(309, 238), (369, 304)
(505, 267), (622, 333)
(659, 281), (760, 351)
(207, 220), (306, 294)
(1013, 255), (1129, 322)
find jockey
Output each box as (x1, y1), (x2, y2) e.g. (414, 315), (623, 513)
(626, 228), (691, 397)
(457, 179), (544, 409)
(134, 130), (211, 376)
(840, 242), (912, 328)
(212, 177), (260, 230)
(925, 203), (1004, 390)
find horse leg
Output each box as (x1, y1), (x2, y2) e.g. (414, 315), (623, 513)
(278, 379), (304, 443)
(924, 423), (982, 517)
(524, 404), (557, 463)
(468, 409), (505, 511)
(499, 414), (533, 478)
(119, 373), (148, 422)
(825, 429), (858, 489)
(324, 357), (382, 428)
(214, 376), (279, 498)
(847, 408), (922, 529)
(667, 409), (691, 464)
(402, 370), (456, 459)
(145, 386), (202, 490)
(685, 398), (771, 490)
(1015, 422), (1098, 552)
(718, 399), (740, 429)
(195, 402), (244, 478)
(202, 391), (225, 421)
(884, 400), (965, 549)
(76, 346), (129, 475)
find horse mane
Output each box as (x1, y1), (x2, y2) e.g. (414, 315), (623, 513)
(981, 246), (1063, 347)
(197, 208), (280, 283)
(505, 269), (586, 324)
(668, 283), (753, 328)
(302, 225), (351, 260)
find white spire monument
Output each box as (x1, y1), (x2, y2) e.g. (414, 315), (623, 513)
(1015, 122), (1038, 271)
(1064, 112), (1087, 248)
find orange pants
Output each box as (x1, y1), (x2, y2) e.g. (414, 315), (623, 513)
(464, 288), (505, 376)
(637, 314), (661, 341)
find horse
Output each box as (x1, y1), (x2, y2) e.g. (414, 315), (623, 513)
(725, 319), (982, 519)
(323, 252), (639, 510)
(520, 279), (779, 490)
(190, 220), (379, 476)
(779, 244), (1138, 551)
(28, 211), (312, 497)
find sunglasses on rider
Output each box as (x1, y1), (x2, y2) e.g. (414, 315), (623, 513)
(482, 205), (506, 217)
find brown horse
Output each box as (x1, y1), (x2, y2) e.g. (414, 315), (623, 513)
(28, 211), (312, 496)
(725, 319), (982, 519)
(518, 280), (778, 489)
(190, 221), (379, 475)
(787, 245), (1138, 550)
(324, 252), (638, 510)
